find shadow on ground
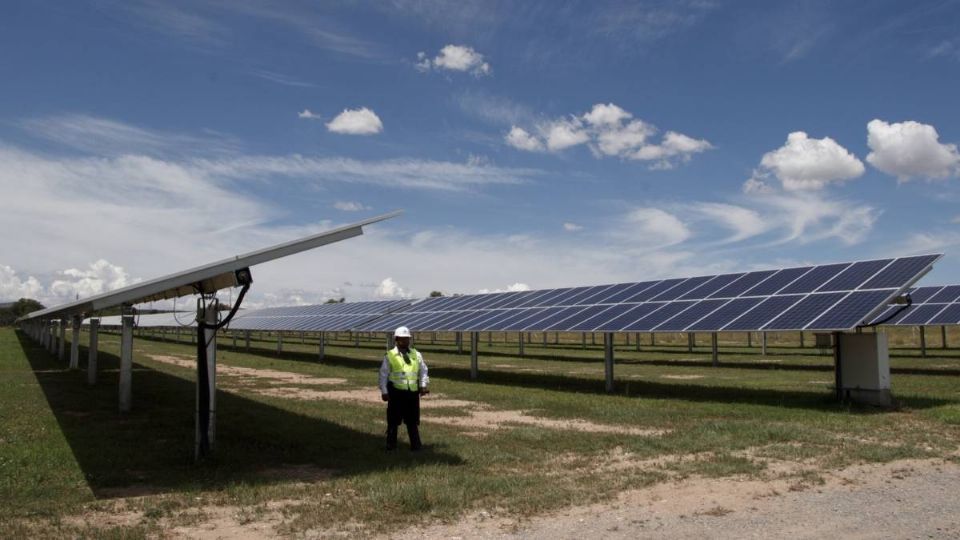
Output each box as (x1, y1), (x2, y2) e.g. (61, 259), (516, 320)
(16, 332), (463, 500)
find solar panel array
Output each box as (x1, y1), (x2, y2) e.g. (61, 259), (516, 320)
(870, 285), (960, 326)
(90, 312), (197, 328)
(356, 255), (939, 333)
(229, 299), (412, 332)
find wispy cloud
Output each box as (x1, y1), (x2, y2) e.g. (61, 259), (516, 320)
(250, 69), (316, 88)
(20, 113), (240, 156)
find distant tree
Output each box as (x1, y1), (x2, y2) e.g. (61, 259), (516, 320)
(0, 298), (45, 326)
(429, 291), (444, 297)
(325, 297), (346, 304)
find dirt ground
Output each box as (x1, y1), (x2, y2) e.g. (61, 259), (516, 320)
(385, 458), (960, 540)
(131, 354), (960, 538)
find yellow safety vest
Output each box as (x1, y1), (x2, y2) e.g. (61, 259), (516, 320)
(387, 346), (421, 392)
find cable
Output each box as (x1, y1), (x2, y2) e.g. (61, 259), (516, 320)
(194, 282), (251, 458)
(861, 293), (912, 328)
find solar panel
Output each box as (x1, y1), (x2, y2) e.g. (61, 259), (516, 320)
(229, 299), (413, 332)
(355, 254), (939, 334)
(872, 284), (960, 326)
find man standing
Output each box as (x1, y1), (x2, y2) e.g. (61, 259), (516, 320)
(379, 326), (429, 451)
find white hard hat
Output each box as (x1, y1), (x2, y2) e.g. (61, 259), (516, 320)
(394, 326), (412, 338)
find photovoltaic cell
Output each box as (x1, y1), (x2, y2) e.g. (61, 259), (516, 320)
(723, 295), (804, 331)
(625, 279), (685, 302)
(623, 302), (696, 331)
(764, 293), (846, 330)
(861, 255), (938, 289)
(655, 299), (728, 331)
(928, 285), (960, 304)
(899, 304), (949, 326)
(592, 303), (659, 332)
(818, 259), (891, 292)
(928, 304), (960, 325)
(908, 286), (943, 304)
(709, 270), (776, 298)
(651, 276), (713, 301)
(678, 274), (744, 300)
(687, 297), (763, 331)
(743, 267), (812, 296)
(779, 264), (851, 294)
(806, 290), (893, 330)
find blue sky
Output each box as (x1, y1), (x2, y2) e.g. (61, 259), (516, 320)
(2, 0), (960, 307)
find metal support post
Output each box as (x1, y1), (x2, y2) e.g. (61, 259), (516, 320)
(487, 332), (492, 346)
(920, 326), (927, 358)
(277, 332), (283, 354)
(747, 332), (752, 348)
(58, 319), (67, 361)
(687, 333), (695, 353)
(457, 332), (463, 355)
(591, 332), (596, 346)
(581, 332), (586, 349)
(69, 315), (81, 369)
(651, 333), (655, 347)
(833, 331), (843, 401)
(196, 299), (218, 460)
(386, 332), (394, 350)
(245, 330), (251, 351)
(636, 332), (641, 352)
(711, 332), (719, 367)
(301, 331), (305, 344)
(231, 332), (237, 348)
(119, 307), (134, 413)
(554, 332), (559, 345)
(542, 332), (547, 346)
(87, 319), (99, 386)
(318, 332), (325, 361)
(519, 332), (525, 357)
(604, 332), (615, 393)
(355, 332), (360, 348)
(800, 331), (805, 348)
(470, 332), (479, 380)
(761, 332), (768, 356)
(942, 326), (948, 349)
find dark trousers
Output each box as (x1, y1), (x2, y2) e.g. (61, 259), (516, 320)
(386, 385), (421, 450)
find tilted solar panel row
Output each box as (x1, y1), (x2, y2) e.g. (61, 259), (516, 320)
(356, 255), (939, 333)
(869, 285), (960, 326)
(228, 299), (413, 332)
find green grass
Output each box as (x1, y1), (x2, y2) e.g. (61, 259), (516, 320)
(2, 326), (960, 537)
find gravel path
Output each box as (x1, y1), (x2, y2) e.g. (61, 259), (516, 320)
(391, 459), (960, 539)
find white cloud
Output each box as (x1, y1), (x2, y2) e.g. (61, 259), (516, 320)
(756, 192), (879, 245)
(692, 203), (767, 243)
(742, 175), (774, 194)
(298, 109), (321, 120)
(751, 131), (865, 191)
(374, 277), (412, 299)
(563, 222), (583, 232)
(21, 113), (239, 156)
(195, 154), (536, 192)
(544, 118), (590, 151)
(334, 201), (371, 212)
(630, 131), (713, 169)
(0, 265), (43, 303)
(505, 126), (545, 152)
(326, 107), (383, 135)
(866, 119), (960, 180)
(0, 260), (139, 307)
(478, 282), (531, 294)
(417, 45), (491, 76)
(506, 103), (711, 168)
(624, 208), (691, 246)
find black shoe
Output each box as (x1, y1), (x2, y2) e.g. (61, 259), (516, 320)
(385, 446), (397, 453)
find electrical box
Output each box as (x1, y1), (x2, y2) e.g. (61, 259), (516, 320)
(838, 333), (891, 407)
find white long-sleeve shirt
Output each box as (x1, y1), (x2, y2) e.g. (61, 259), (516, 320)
(378, 347), (429, 394)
